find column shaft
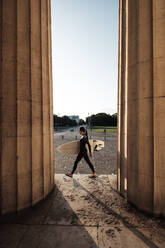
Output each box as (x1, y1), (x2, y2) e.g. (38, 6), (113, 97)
(118, 0), (165, 216)
(0, 0), (54, 215)
(153, 0), (165, 216)
(117, 0), (128, 197)
(1, 0), (17, 213)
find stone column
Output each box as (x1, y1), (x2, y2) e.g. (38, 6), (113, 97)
(117, 0), (128, 197)
(153, 0), (165, 216)
(127, 0), (154, 214)
(0, 0), (54, 215)
(118, 0), (165, 216)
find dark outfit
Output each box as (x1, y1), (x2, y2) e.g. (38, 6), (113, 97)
(71, 135), (95, 174)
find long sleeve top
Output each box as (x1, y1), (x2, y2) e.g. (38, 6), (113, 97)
(80, 135), (91, 154)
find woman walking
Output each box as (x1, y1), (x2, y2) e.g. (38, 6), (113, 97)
(66, 127), (96, 178)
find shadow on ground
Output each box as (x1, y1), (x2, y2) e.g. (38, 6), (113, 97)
(0, 174), (165, 248)
(0, 184), (98, 248)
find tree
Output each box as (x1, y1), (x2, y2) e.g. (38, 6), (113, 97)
(53, 114), (77, 128)
(79, 119), (85, 125)
(86, 113), (117, 127)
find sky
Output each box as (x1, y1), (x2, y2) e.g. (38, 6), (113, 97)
(51, 0), (119, 120)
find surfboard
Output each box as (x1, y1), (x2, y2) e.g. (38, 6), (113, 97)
(56, 139), (104, 155)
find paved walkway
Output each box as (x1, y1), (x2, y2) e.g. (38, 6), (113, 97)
(0, 174), (165, 248)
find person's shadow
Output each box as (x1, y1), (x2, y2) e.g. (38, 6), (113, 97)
(73, 178), (161, 248)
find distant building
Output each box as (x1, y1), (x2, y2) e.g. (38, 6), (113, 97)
(69, 115), (79, 124)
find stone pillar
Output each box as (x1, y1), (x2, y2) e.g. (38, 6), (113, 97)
(117, 0), (128, 197)
(118, 0), (165, 216)
(153, 0), (165, 216)
(0, 0), (54, 215)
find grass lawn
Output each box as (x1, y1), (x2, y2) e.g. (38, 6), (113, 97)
(92, 126), (117, 133)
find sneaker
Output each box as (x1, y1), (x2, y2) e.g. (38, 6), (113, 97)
(65, 173), (73, 178)
(89, 175), (97, 179)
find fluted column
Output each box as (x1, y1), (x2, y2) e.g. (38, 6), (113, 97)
(153, 0), (165, 216)
(0, 0), (54, 215)
(118, 0), (165, 216)
(117, 0), (128, 197)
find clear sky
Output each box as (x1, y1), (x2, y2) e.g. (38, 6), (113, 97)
(51, 0), (119, 120)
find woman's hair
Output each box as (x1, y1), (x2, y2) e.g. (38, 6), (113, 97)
(80, 126), (88, 137)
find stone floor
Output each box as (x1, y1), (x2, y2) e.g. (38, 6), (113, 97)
(0, 174), (165, 248)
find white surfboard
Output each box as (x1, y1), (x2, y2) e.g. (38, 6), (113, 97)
(56, 139), (104, 155)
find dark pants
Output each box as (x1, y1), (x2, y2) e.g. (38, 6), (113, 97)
(71, 151), (95, 174)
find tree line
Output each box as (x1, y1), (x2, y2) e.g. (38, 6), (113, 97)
(86, 113), (117, 127)
(53, 115), (85, 128)
(53, 112), (117, 129)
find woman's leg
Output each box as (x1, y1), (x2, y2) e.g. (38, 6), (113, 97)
(71, 152), (83, 174)
(83, 153), (95, 173)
